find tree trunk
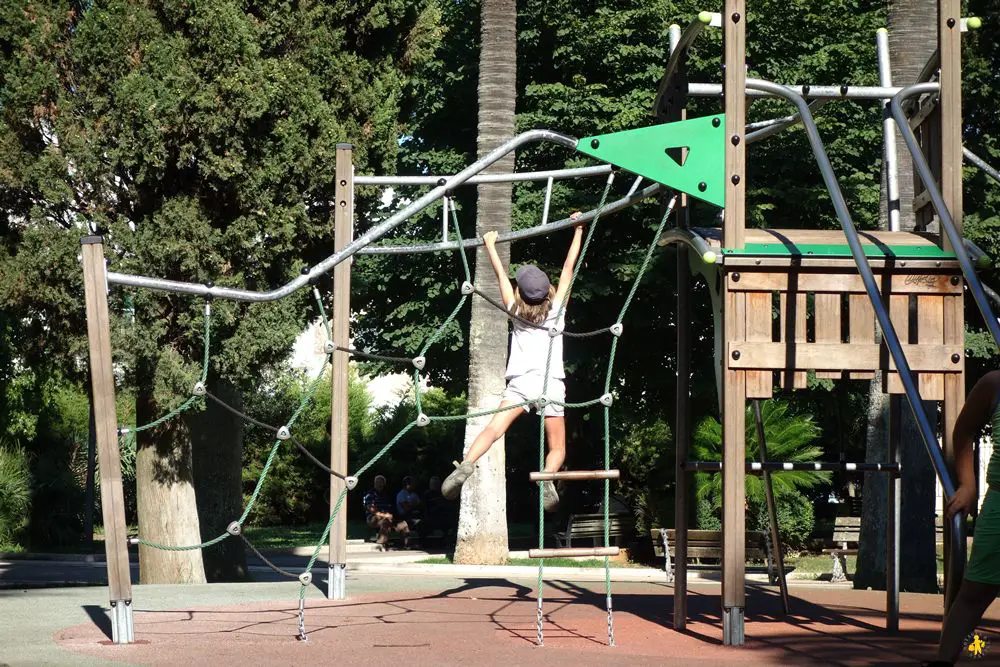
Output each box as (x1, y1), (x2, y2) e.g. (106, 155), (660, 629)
(187, 377), (248, 582)
(135, 361), (206, 584)
(856, 0), (938, 593)
(454, 0), (516, 565)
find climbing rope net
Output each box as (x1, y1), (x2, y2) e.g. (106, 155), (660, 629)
(115, 171), (675, 645)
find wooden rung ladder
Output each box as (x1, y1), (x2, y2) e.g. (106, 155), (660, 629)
(529, 469), (620, 482)
(529, 546), (620, 559)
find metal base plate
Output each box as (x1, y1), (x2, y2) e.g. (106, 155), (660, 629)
(110, 599), (134, 644)
(722, 606), (745, 646)
(328, 563), (346, 600)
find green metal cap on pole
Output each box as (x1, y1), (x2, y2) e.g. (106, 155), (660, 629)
(576, 114), (727, 208)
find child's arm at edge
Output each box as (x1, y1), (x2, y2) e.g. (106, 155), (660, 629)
(483, 231), (515, 307)
(553, 213), (585, 305)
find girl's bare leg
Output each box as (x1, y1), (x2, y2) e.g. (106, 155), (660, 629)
(463, 401), (523, 464)
(543, 415), (566, 473)
(937, 579), (1000, 662)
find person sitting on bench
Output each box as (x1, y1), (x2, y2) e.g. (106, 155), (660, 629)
(363, 474), (409, 547)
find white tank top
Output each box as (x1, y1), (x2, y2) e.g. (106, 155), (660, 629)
(505, 300), (566, 380)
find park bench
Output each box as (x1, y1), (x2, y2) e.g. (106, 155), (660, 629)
(822, 516), (860, 583)
(651, 528), (778, 585)
(554, 512), (633, 548)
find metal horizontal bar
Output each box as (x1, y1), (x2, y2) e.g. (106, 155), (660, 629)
(685, 461), (900, 473)
(528, 547), (620, 559)
(354, 164), (612, 186)
(746, 100), (831, 144)
(357, 182), (663, 256)
(106, 129), (578, 302)
(963, 146), (1000, 186)
(529, 470), (620, 482)
(689, 82), (938, 100)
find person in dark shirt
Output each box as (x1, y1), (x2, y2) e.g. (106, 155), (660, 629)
(420, 475), (455, 537)
(363, 474), (409, 547)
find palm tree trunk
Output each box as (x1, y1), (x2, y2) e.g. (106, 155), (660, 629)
(856, 0), (938, 593)
(454, 0), (516, 565)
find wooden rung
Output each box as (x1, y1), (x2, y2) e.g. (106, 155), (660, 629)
(529, 470), (620, 482)
(528, 547), (620, 559)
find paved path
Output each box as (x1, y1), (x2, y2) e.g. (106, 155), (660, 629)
(2, 569), (1000, 666)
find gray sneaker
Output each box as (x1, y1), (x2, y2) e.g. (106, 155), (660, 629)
(441, 462), (475, 500)
(542, 480), (560, 513)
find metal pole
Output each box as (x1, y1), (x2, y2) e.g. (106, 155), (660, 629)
(890, 84), (1000, 349)
(745, 100), (830, 144)
(540, 177), (553, 225)
(963, 146), (1000, 186)
(354, 163), (611, 186)
(684, 461), (901, 473)
(887, 396), (901, 633)
(753, 400), (790, 615)
(668, 24), (682, 54)
(688, 82), (922, 100)
(441, 196), (449, 242)
(876, 28), (901, 232)
(745, 78), (966, 598)
(106, 129), (578, 301)
(327, 144), (353, 601)
(81, 237), (134, 644)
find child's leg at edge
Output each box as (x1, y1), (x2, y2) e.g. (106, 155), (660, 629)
(462, 401), (523, 465)
(543, 415), (566, 473)
(937, 579), (1000, 662)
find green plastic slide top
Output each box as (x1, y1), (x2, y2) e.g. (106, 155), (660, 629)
(576, 114), (726, 208)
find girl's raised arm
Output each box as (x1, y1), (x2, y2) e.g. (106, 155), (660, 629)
(553, 216), (585, 305)
(483, 231), (515, 307)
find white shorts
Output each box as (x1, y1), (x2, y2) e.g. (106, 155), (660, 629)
(502, 374), (565, 417)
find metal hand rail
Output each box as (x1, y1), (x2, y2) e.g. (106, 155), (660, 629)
(745, 78), (966, 597)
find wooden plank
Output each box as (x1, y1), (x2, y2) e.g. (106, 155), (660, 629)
(723, 0), (746, 251)
(779, 292), (807, 389)
(674, 242), (691, 631)
(815, 293), (842, 379)
(942, 290), (966, 606)
(885, 295), (909, 394)
(745, 292), (773, 398)
(529, 470), (619, 482)
(723, 257), (958, 271)
(727, 342), (963, 372)
(328, 144), (353, 583)
(728, 271), (961, 295)
(940, 0), (963, 248)
(849, 294), (876, 379)
(81, 239), (133, 607)
(917, 295), (945, 400)
(722, 274), (746, 617)
(698, 227), (950, 248)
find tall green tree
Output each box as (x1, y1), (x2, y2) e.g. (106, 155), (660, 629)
(0, 0), (441, 581)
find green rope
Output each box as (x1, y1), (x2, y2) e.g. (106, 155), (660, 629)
(354, 421), (418, 478)
(427, 400), (530, 422)
(420, 295), (469, 355)
(413, 369), (423, 415)
(125, 302), (212, 435)
(299, 487), (349, 601)
(313, 287), (333, 342)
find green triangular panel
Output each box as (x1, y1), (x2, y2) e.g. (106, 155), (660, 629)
(577, 114), (726, 208)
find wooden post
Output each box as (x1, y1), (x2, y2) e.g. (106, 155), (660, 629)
(674, 242), (690, 631)
(81, 237), (134, 643)
(939, 0), (965, 607)
(328, 143), (353, 600)
(722, 0), (747, 646)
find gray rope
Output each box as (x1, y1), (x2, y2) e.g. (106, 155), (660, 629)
(241, 534), (299, 578)
(204, 390), (280, 434)
(288, 435), (348, 481)
(469, 286), (613, 338)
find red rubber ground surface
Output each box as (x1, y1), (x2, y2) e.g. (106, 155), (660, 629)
(56, 581), (1000, 666)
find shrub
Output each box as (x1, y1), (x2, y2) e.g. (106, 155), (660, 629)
(0, 444), (31, 550)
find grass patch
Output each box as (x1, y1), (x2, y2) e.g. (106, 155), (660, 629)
(418, 554), (641, 568)
(242, 520), (371, 548)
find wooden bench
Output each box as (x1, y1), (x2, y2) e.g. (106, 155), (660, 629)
(651, 528), (777, 585)
(555, 513), (633, 548)
(822, 517), (860, 583)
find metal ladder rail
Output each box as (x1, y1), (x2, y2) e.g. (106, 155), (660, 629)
(744, 78), (967, 602)
(889, 82), (1000, 349)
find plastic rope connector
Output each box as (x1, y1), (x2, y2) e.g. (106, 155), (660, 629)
(416, 413), (430, 427)
(193, 381), (206, 396)
(460, 280), (474, 295)
(600, 393), (614, 407)
(226, 521), (242, 536)
(548, 326), (560, 338)
(412, 356), (426, 370)
(117, 427), (130, 436)
(345, 476), (359, 491)
(127, 536), (140, 546)
(610, 323), (624, 337)
(324, 340), (335, 354)
(535, 396), (549, 409)
(299, 571), (313, 586)
(277, 426), (291, 440)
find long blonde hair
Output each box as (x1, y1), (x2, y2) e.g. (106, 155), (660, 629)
(514, 284), (556, 325)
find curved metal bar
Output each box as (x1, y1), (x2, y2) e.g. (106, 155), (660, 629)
(106, 129), (578, 301)
(745, 99), (830, 144)
(653, 14), (710, 115)
(689, 82), (933, 100)
(657, 228), (717, 264)
(890, 83), (1000, 350)
(745, 78), (966, 586)
(355, 164), (611, 186)
(357, 182), (663, 256)
(963, 146), (1000, 186)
